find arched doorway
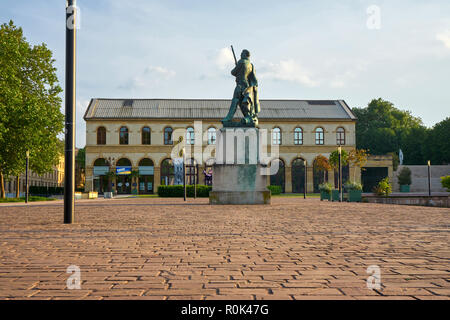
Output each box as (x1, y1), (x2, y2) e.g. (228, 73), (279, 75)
(292, 158), (306, 193)
(116, 158), (132, 194)
(93, 158), (109, 194)
(270, 159), (285, 193)
(313, 158), (329, 193)
(161, 158), (174, 186)
(138, 158), (154, 194)
(186, 158), (198, 185)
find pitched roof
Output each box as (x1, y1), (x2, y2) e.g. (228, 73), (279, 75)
(83, 99), (356, 121)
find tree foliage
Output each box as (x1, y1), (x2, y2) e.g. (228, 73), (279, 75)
(353, 98), (449, 165)
(0, 21), (64, 197)
(329, 150), (349, 169)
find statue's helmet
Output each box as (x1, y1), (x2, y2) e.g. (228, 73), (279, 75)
(241, 49), (250, 59)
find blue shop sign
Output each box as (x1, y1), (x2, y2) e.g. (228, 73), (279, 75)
(116, 166), (132, 175)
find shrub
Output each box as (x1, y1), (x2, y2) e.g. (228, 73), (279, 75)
(29, 186), (63, 196)
(397, 167), (412, 185)
(374, 177), (392, 196)
(157, 185), (212, 197)
(344, 181), (363, 191)
(267, 185), (282, 195)
(441, 175), (450, 192)
(318, 182), (333, 193)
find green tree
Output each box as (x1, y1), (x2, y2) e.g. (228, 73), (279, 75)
(427, 117), (450, 165)
(0, 21), (64, 198)
(353, 98), (426, 161)
(329, 150), (349, 169)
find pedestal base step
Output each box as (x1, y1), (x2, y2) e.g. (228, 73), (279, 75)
(209, 191), (271, 205)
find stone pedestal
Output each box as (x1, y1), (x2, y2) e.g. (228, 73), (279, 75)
(209, 127), (270, 205)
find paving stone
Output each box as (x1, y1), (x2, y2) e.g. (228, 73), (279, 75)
(0, 197), (448, 300)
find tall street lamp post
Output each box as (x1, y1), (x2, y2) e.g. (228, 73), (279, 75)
(64, 0), (77, 224)
(338, 146), (342, 202)
(303, 159), (307, 199)
(25, 150), (29, 203)
(183, 148), (186, 201)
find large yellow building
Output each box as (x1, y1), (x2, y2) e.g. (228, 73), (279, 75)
(84, 98), (360, 194)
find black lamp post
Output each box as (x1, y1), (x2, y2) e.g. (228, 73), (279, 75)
(64, 0), (77, 224)
(194, 163), (197, 199)
(338, 146), (342, 202)
(303, 159), (307, 199)
(25, 150), (29, 203)
(183, 148), (186, 201)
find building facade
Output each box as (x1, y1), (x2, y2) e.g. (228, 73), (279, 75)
(4, 156), (65, 197)
(84, 99), (359, 194)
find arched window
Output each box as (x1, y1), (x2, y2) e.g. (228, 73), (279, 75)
(164, 127), (173, 145)
(315, 127), (324, 145)
(207, 127), (216, 145)
(93, 158), (108, 166)
(294, 127), (303, 145)
(97, 127), (106, 145)
(336, 127), (345, 145)
(272, 127), (281, 145)
(139, 158), (154, 166)
(116, 158), (132, 166)
(119, 126), (129, 145)
(291, 158), (306, 193)
(186, 127), (195, 145)
(142, 127), (151, 145)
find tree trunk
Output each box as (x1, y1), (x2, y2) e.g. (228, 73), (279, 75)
(16, 176), (20, 198)
(0, 172), (5, 199)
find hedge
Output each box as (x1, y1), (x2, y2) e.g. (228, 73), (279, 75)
(157, 185), (212, 197)
(267, 185), (282, 195)
(29, 186), (64, 196)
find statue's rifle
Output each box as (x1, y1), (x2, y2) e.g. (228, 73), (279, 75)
(231, 45), (237, 66)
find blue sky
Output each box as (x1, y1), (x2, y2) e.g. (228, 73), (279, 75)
(1, 0), (449, 147)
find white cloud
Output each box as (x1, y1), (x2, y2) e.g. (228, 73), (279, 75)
(144, 66), (176, 78)
(215, 47), (235, 70)
(258, 59), (318, 87)
(436, 31), (450, 49)
(119, 65), (176, 90)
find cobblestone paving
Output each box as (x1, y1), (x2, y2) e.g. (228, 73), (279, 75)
(0, 197), (449, 300)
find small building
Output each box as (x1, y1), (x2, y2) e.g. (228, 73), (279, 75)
(83, 98), (360, 194)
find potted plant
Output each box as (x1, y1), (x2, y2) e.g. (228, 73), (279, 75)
(374, 177), (392, 197)
(441, 175), (450, 192)
(344, 181), (363, 202)
(397, 167), (412, 192)
(319, 182), (332, 201)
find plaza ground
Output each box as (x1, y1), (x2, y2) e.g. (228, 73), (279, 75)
(0, 197), (448, 300)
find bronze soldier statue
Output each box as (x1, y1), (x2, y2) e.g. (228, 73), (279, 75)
(222, 49), (260, 127)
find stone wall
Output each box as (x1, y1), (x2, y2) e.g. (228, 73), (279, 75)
(393, 165), (450, 192)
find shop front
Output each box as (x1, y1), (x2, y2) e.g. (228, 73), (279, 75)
(138, 158), (154, 194)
